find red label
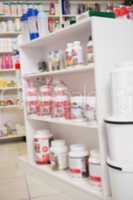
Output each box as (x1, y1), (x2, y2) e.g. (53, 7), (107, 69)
(90, 176), (101, 183)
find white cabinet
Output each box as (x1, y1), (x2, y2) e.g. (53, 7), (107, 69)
(19, 17), (133, 200)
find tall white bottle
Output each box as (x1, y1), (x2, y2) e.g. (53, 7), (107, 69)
(37, 11), (49, 37)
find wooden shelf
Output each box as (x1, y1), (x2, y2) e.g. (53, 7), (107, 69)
(23, 64), (94, 79)
(28, 114), (97, 128)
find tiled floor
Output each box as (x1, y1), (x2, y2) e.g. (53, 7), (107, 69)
(0, 141), (72, 200)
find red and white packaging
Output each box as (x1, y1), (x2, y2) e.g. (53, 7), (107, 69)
(69, 144), (89, 177)
(89, 149), (102, 186)
(52, 80), (71, 119)
(26, 80), (38, 115)
(39, 84), (52, 116)
(33, 129), (53, 164)
(52, 95), (71, 119)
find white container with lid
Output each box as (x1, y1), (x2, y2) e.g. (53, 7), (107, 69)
(71, 96), (83, 120)
(104, 117), (133, 163)
(111, 61), (133, 118)
(65, 43), (73, 66)
(89, 149), (101, 186)
(73, 41), (84, 65)
(69, 144), (89, 177)
(107, 158), (133, 200)
(86, 39), (93, 63)
(50, 139), (68, 170)
(37, 11), (49, 37)
(33, 129), (53, 164)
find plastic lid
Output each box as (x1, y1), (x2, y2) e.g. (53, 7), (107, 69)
(51, 140), (66, 147)
(27, 8), (38, 17)
(37, 129), (51, 136)
(70, 144), (86, 152)
(107, 158), (133, 172)
(67, 43), (73, 48)
(20, 14), (28, 21)
(38, 11), (48, 17)
(87, 40), (93, 46)
(73, 41), (80, 45)
(90, 149), (100, 160)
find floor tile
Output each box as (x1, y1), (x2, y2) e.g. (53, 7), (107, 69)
(31, 194), (73, 200)
(0, 176), (29, 200)
(26, 175), (60, 198)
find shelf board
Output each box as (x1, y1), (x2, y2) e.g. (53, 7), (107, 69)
(20, 157), (103, 199)
(0, 134), (25, 140)
(23, 64), (94, 78)
(0, 15), (20, 19)
(0, 68), (16, 72)
(48, 15), (60, 18)
(0, 86), (22, 91)
(0, 105), (22, 109)
(0, 32), (21, 37)
(28, 115), (97, 128)
(20, 18), (90, 48)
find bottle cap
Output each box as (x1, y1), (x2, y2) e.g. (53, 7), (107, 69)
(20, 13), (28, 21)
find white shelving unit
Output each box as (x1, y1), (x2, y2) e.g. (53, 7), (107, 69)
(0, 104), (22, 109)
(19, 16), (133, 200)
(0, 134), (25, 140)
(0, 12), (25, 139)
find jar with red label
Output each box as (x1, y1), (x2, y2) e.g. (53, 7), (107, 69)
(39, 84), (52, 116)
(88, 149), (102, 186)
(52, 80), (71, 119)
(69, 144), (89, 178)
(26, 79), (38, 115)
(33, 129), (53, 164)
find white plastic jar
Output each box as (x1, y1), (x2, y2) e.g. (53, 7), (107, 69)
(89, 149), (102, 186)
(69, 144), (89, 177)
(71, 96), (83, 120)
(33, 129), (53, 164)
(73, 41), (84, 65)
(50, 140), (68, 170)
(37, 11), (49, 37)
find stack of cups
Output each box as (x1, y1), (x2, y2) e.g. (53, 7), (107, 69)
(104, 61), (133, 200)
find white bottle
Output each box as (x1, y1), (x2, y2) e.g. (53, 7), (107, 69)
(89, 149), (101, 186)
(20, 13), (30, 43)
(65, 43), (74, 66)
(33, 129), (53, 164)
(73, 41), (84, 65)
(27, 8), (39, 40)
(50, 140), (68, 170)
(37, 11), (49, 37)
(69, 144), (89, 177)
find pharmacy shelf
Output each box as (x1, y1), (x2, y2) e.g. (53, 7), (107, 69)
(0, 105), (22, 109)
(0, 15), (20, 19)
(28, 114), (97, 128)
(0, 86), (22, 91)
(20, 18), (90, 48)
(0, 32), (21, 37)
(0, 134), (25, 140)
(0, 68), (16, 72)
(48, 15), (60, 18)
(62, 14), (77, 17)
(20, 156), (103, 199)
(23, 64), (94, 79)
